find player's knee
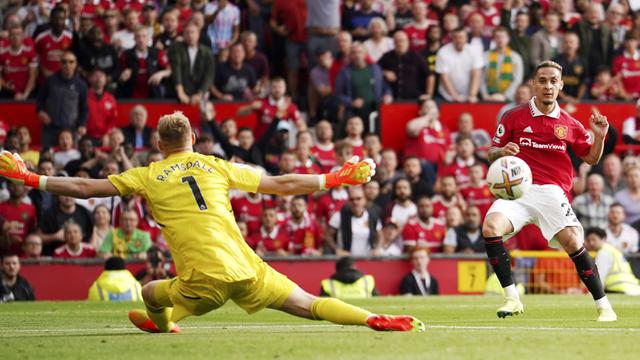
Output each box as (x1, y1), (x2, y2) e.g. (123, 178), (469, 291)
(141, 283), (158, 307)
(482, 214), (511, 237)
(557, 227), (583, 254)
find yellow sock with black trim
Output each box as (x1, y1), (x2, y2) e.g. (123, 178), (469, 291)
(310, 298), (371, 326)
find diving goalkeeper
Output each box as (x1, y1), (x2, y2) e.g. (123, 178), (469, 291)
(0, 111), (424, 333)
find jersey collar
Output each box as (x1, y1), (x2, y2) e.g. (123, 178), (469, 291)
(529, 97), (560, 119)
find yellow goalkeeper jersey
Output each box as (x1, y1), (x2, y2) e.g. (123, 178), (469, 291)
(108, 151), (264, 282)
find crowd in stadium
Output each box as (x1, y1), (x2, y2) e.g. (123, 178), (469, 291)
(0, 0), (639, 264)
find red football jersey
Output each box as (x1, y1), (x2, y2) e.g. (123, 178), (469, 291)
(403, 22), (436, 52)
(53, 243), (97, 258)
(115, 0), (144, 12)
(311, 143), (337, 171)
(612, 53), (640, 97)
(285, 213), (323, 255)
(431, 194), (466, 222)
(315, 189), (348, 224)
(34, 29), (73, 75)
(120, 49), (169, 98)
(254, 97), (300, 139)
(402, 217), (446, 253)
(293, 159), (323, 175)
(0, 201), (37, 244)
(493, 98), (592, 195)
(438, 158), (487, 190)
(231, 194), (275, 235)
(461, 182), (494, 219)
(0, 45), (37, 94)
(404, 125), (450, 164)
(476, 8), (501, 38)
(248, 225), (290, 253)
(87, 90), (118, 139)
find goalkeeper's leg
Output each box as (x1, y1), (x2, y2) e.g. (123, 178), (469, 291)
(128, 280), (181, 333)
(273, 287), (424, 332)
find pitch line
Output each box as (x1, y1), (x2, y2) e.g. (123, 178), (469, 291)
(428, 325), (640, 332)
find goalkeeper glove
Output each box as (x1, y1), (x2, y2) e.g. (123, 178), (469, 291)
(321, 156), (376, 190)
(0, 151), (45, 189)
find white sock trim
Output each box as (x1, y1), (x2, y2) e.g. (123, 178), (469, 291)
(595, 296), (612, 310)
(504, 284), (520, 299)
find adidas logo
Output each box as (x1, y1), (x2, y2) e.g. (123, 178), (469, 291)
(523, 126), (533, 133)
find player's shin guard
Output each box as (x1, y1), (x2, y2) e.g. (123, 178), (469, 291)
(484, 236), (515, 288)
(569, 246), (606, 301)
(310, 298), (371, 325)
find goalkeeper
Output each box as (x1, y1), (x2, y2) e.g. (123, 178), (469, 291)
(0, 112), (424, 333)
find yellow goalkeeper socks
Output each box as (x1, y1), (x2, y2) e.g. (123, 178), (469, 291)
(145, 305), (174, 332)
(310, 298), (371, 326)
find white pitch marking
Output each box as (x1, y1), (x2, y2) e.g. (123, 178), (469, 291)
(427, 325), (640, 333)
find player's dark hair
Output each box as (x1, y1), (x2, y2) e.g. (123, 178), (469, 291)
(585, 227), (607, 239)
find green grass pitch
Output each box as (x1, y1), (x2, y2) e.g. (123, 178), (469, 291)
(1, 295), (639, 360)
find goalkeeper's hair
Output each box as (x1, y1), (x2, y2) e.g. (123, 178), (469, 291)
(158, 111), (192, 146)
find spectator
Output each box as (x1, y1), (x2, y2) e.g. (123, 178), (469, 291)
(530, 12), (563, 67)
(16, 126), (39, 172)
(53, 221), (96, 258)
(155, 9), (180, 51)
(329, 31), (354, 87)
(441, 13), (460, 40)
(111, 8), (141, 51)
(387, 0), (413, 32)
(0, 26), (37, 100)
(211, 42), (255, 101)
(364, 133), (382, 165)
(551, 0), (581, 31)
(460, 163), (494, 219)
(327, 186), (381, 256)
(552, 32), (588, 103)
(34, 5), (73, 80)
(443, 206), (483, 253)
(36, 51), (88, 149)
(308, 48), (338, 123)
(248, 207), (290, 257)
(342, 0), (384, 42)
(363, 18), (393, 62)
(432, 175), (466, 222)
(399, 247), (439, 295)
(344, 116), (366, 158)
(574, 3), (613, 78)
(122, 105), (153, 150)
(445, 206), (464, 229)
(320, 256), (378, 298)
(0, 182), (37, 255)
(402, 156), (435, 200)
(622, 100), (640, 145)
(373, 217), (403, 256)
(169, 22), (214, 105)
(584, 227), (640, 296)
(376, 148), (401, 191)
(402, 195), (446, 253)
(572, 174), (615, 229)
(28, 159), (56, 221)
(135, 246), (175, 285)
(75, 26), (119, 87)
(103, 8), (120, 43)
(241, 31), (269, 96)
(404, 99), (450, 165)
(422, 25), (442, 93)
(501, 1), (532, 78)
(52, 129), (81, 170)
(335, 42), (392, 123)
(439, 135), (487, 190)
(435, 27), (482, 103)
(204, 0), (240, 56)
(475, 0), (501, 38)
(305, 0), (340, 68)
(601, 154), (626, 196)
(311, 120), (337, 171)
(590, 66), (621, 101)
(39, 194), (94, 256)
(606, 2), (628, 51)
(467, 12), (490, 53)
(364, 179), (382, 214)
(286, 196), (322, 256)
(99, 208), (151, 260)
(0, 254), (35, 302)
(231, 192), (270, 236)
(103, 129), (134, 172)
(271, 0), (307, 99)
(481, 26), (524, 102)
(378, 30), (430, 100)
(63, 136), (103, 178)
(236, 77), (301, 140)
(496, 83), (533, 123)
(292, 137), (322, 175)
(118, 26), (171, 99)
(21, 234), (43, 260)
(90, 204), (113, 251)
(612, 32), (640, 100)
(614, 166), (640, 224)
(604, 203), (640, 254)
(450, 112), (492, 155)
(87, 256), (142, 302)
(86, 69), (118, 143)
(384, 178), (417, 228)
(403, 1), (436, 52)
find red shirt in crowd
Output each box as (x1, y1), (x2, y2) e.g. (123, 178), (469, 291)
(0, 201), (37, 252)
(293, 159), (323, 175)
(271, 0), (308, 42)
(254, 97), (300, 139)
(86, 90), (118, 139)
(315, 189), (348, 225)
(475, 8), (501, 38)
(248, 225), (290, 253)
(431, 194), (466, 222)
(402, 217), (446, 253)
(493, 98), (592, 196)
(231, 194), (274, 236)
(116, 0), (144, 12)
(404, 125), (450, 164)
(120, 49), (169, 98)
(612, 52), (640, 97)
(285, 213), (323, 255)
(53, 243), (97, 258)
(177, 6), (193, 33)
(460, 182), (494, 219)
(404, 21), (437, 52)
(34, 29), (73, 76)
(0, 44), (37, 94)
(311, 143), (337, 171)
(438, 158), (487, 190)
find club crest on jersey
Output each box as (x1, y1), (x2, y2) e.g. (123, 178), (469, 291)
(554, 125), (568, 139)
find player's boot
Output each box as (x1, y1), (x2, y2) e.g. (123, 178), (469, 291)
(128, 309), (181, 333)
(496, 297), (524, 318)
(596, 307), (617, 322)
(366, 314), (426, 332)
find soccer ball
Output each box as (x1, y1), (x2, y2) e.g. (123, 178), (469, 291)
(486, 156), (532, 200)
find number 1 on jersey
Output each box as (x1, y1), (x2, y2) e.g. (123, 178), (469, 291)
(182, 176), (208, 211)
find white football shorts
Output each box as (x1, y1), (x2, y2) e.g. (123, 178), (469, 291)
(486, 184), (583, 248)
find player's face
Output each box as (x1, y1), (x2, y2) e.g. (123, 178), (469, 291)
(1, 256), (20, 277)
(411, 250), (429, 272)
(417, 198), (433, 221)
(532, 67), (563, 105)
(608, 206), (625, 225)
